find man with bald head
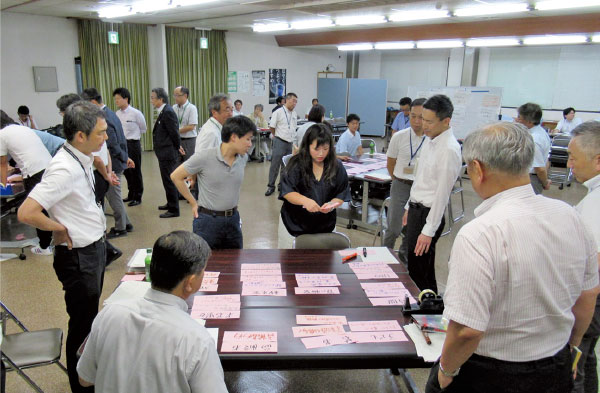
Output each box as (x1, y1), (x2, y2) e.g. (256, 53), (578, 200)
(426, 122), (599, 393)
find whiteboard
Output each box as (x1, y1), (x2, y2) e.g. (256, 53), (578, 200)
(407, 86), (503, 140)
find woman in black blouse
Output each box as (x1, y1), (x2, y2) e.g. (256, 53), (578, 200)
(278, 123), (351, 243)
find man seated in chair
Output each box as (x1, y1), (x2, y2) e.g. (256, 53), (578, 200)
(77, 231), (228, 393)
(335, 113), (363, 158)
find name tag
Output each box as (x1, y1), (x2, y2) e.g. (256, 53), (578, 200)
(403, 166), (414, 175)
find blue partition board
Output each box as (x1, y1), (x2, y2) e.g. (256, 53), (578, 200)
(347, 79), (387, 137)
(317, 78), (348, 119)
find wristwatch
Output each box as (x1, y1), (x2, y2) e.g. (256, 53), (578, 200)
(439, 362), (460, 377)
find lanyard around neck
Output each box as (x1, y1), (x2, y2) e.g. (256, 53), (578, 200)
(282, 108), (292, 128)
(62, 145), (96, 195)
(409, 130), (426, 166)
(177, 102), (189, 125)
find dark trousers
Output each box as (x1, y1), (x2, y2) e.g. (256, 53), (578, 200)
(573, 335), (599, 393)
(267, 137), (292, 189)
(23, 170), (52, 249)
(530, 174), (543, 195)
(124, 139), (143, 201)
(426, 345), (573, 393)
(192, 209), (243, 249)
(93, 170), (109, 208)
(53, 238), (106, 393)
(158, 158), (179, 214)
(180, 137), (198, 199)
(406, 202), (445, 293)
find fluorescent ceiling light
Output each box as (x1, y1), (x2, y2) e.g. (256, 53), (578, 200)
(374, 41), (415, 50)
(593, 34), (600, 43)
(99, 6), (132, 18)
(535, 0), (600, 10)
(338, 43), (374, 51)
(523, 35), (588, 45)
(389, 10), (449, 22)
(291, 19), (333, 30)
(335, 15), (387, 26)
(253, 23), (291, 32)
(466, 38), (520, 47)
(454, 3), (529, 17)
(98, 0), (216, 18)
(417, 40), (464, 49)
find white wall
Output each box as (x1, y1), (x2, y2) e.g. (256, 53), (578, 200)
(225, 32), (346, 116)
(1, 12), (79, 129)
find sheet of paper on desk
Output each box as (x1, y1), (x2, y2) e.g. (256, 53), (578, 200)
(360, 282), (406, 290)
(301, 334), (355, 349)
(240, 274), (284, 282)
(128, 249), (147, 268)
(191, 310), (241, 319)
(193, 303), (241, 312)
(404, 323), (444, 362)
(296, 315), (348, 325)
(364, 288), (412, 298)
(198, 284), (218, 292)
(292, 324), (346, 338)
(349, 331), (408, 343)
(354, 271), (399, 280)
(201, 277), (218, 285)
(223, 331), (277, 342)
(243, 281), (286, 288)
(194, 294), (240, 304)
(347, 261), (387, 269)
(241, 287), (287, 296)
(241, 263), (281, 270)
(120, 274), (145, 282)
(369, 296), (415, 306)
(104, 281), (150, 305)
(220, 340), (277, 353)
(204, 271), (220, 278)
(338, 249), (358, 258)
(294, 287), (340, 295)
(295, 273), (340, 287)
(348, 320), (402, 332)
(239, 269), (282, 276)
(358, 247), (399, 264)
(350, 266), (396, 276)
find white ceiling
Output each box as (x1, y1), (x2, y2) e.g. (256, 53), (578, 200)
(2, 0), (599, 34)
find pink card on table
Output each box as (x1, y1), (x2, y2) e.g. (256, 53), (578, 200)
(240, 274), (283, 282)
(241, 263), (281, 270)
(348, 320), (402, 332)
(223, 331), (277, 342)
(349, 331), (408, 343)
(120, 274), (146, 282)
(364, 288), (412, 298)
(295, 273), (340, 287)
(201, 277), (219, 285)
(360, 282), (406, 290)
(204, 271), (220, 278)
(296, 315), (347, 325)
(220, 340), (277, 353)
(241, 287), (287, 297)
(294, 287), (340, 295)
(354, 271), (399, 280)
(191, 310), (240, 319)
(239, 269), (282, 276)
(243, 281), (286, 288)
(347, 261), (387, 269)
(198, 284), (218, 292)
(193, 303), (241, 312)
(193, 294), (240, 306)
(292, 324), (346, 338)
(368, 296), (413, 306)
(301, 334), (356, 349)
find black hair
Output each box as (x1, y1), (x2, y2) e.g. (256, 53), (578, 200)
(312, 98), (319, 104)
(152, 87), (169, 105)
(57, 94), (82, 113)
(276, 96), (284, 105)
(287, 123), (338, 186)
(410, 98), (427, 109)
(399, 97), (412, 106)
(150, 231), (211, 292)
(112, 87), (131, 104)
(563, 107), (575, 118)
(179, 86), (190, 97)
(234, 99), (242, 106)
(517, 102), (542, 125)
(81, 87), (103, 104)
(346, 113), (360, 124)
(423, 95), (454, 120)
(17, 106), (29, 115)
(307, 104), (325, 123)
(62, 101), (106, 141)
(0, 110), (17, 129)
(221, 115), (256, 143)
(286, 92), (298, 99)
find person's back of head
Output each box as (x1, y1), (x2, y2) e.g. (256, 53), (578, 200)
(517, 103), (542, 126)
(57, 93), (82, 114)
(62, 101), (106, 142)
(221, 115), (256, 143)
(81, 87), (103, 104)
(307, 104), (325, 123)
(276, 96), (284, 105)
(0, 110), (17, 129)
(423, 95), (453, 120)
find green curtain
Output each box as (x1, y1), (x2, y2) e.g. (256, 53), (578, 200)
(165, 27), (228, 125)
(78, 20), (153, 150)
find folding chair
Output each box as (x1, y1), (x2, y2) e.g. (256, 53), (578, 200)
(293, 232), (351, 250)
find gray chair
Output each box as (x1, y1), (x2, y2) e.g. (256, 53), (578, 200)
(282, 153), (293, 167)
(293, 231), (351, 250)
(373, 196), (392, 246)
(441, 170), (466, 237)
(1, 301), (67, 393)
(361, 138), (377, 152)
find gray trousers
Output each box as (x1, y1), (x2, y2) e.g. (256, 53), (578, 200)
(383, 178), (411, 258)
(181, 137), (198, 197)
(105, 171), (131, 231)
(268, 137), (292, 189)
(530, 173), (543, 194)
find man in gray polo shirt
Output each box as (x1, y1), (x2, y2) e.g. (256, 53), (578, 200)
(171, 116), (255, 249)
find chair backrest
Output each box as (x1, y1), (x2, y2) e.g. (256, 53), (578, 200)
(293, 231), (351, 250)
(552, 135), (571, 148)
(282, 154), (293, 167)
(361, 138), (376, 150)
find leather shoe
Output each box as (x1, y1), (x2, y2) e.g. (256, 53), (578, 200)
(158, 204), (169, 210)
(123, 197), (133, 203)
(128, 200), (141, 207)
(126, 223), (134, 232)
(160, 211), (180, 218)
(105, 241), (122, 267)
(265, 187), (275, 196)
(106, 227), (128, 239)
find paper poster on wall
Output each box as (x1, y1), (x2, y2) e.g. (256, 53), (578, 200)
(269, 69), (286, 104)
(252, 71), (266, 97)
(237, 71), (250, 93)
(228, 71), (237, 93)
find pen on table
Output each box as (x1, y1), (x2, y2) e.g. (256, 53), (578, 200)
(411, 316), (432, 345)
(342, 252), (358, 263)
(363, 247), (367, 257)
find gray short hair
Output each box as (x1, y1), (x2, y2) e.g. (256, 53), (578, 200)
(517, 103), (542, 125)
(208, 93), (229, 115)
(254, 104), (263, 111)
(152, 87), (169, 105)
(63, 101), (106, 142)
(462, 122), (534, 176)
(571, 121), (600, 159)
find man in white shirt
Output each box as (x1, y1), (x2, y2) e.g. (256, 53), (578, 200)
(18, 101), (108, 393)
(77, 231), (228, 393)
(402, 95), (462, 293)
(426, 122), (599, 393)
(568, 121), (600, 393)
(233, 99), (244, 117)
(266, 92), (298, 196)
(196, 93), (233, 151)
(383, 98), (426, 261)
(17, 105), (38, 129)
(335, 113), (363, 156)
(173, 86), (199, 199)
(516, 102), (552, 194)
(391, 97), (412, 135)
(114, 87), (147, 206)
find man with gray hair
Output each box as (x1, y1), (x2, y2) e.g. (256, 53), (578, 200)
(516, 102), (552, 194)
(426, 122), (599, 393)
(77, 231), (228, 393)
(568, 121), (600, 393)
(18, 101), (109, 393)
(196, 93), (233, 151)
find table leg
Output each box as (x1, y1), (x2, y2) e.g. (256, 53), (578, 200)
(396, 368), (422, 393)
(361, 179), (369, 224)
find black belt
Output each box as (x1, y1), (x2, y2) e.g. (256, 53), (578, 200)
(198, 206), (237, 217)
(275, 136), (292, 144)
(393, 176), (413, 186)
(409, 201), (428, 210)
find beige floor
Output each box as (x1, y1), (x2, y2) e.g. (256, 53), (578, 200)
(0, 147), (592, 392)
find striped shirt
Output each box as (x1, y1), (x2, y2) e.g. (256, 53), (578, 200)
(443, 184), (598, 361)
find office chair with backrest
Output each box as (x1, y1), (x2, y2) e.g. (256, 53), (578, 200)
(361, 139), (377, 152)
(293, 231), (351, 250)
(0, 301), (67, 393)
(282, 153), (293, 167)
